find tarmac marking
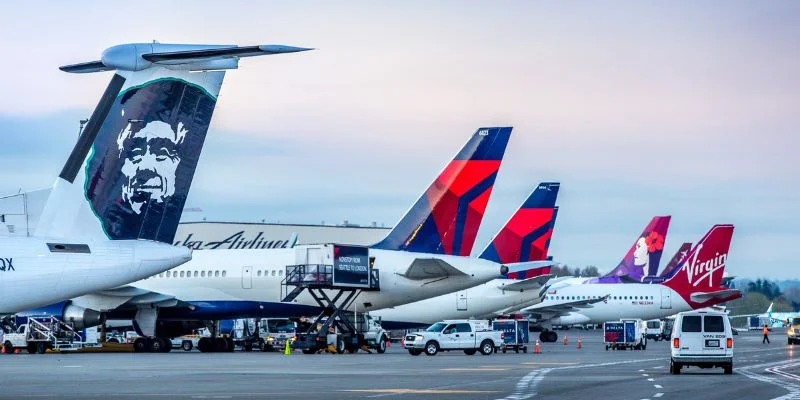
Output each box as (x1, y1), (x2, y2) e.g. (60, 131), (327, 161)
(344, 389), (500, 394)
(654, 384), (663, 389)
(738, 359), (800, 399)
(499, 358), (662, 400)
(520, 362), (578, 366)
(441, 368), (510, 371)
(642, 373), (649, 376)
(647, 378), (655, 382)
(62, 365), (82, 368)
(654, 394), (664, 398)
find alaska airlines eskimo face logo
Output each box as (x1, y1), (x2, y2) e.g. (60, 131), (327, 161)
(117, 120), (188, 214)
(85, 78), (216, 242)
(682, 243), (727, 287)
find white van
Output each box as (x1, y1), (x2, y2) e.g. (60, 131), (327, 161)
(670, 310), (733, 375)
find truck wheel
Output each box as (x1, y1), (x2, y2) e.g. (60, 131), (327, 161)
(464, 349), (477, 355)
(36, 342), (47, 354)
(336, 338), (346, 354)
(376, 335), (387, 354)
(480, 340), (494, 355)
(424, 341), (439, 356)
(182, 340), (193, 352)
(27, 343), (38, 354)
(149, 337), (163, 353)
(523, 346), (528, 353)
(244, 342), (253, 352)
(670, 360), (681, 375)
(3, 341), (13, 354)
(408, 349), (422, 356)
(724, 364), (733, 375)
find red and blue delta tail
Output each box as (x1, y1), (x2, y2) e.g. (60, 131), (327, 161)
(595, 215), (671, 283)
(479, 182), (560, 278)
(372, 127), (512, 255)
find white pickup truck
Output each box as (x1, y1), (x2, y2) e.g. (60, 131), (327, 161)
(403, 319), (503, 356)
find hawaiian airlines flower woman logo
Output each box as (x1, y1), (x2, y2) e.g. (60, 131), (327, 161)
(633, 231), (665, 277)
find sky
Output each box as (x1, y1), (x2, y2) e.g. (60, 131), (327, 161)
(0, 1), (798, 278)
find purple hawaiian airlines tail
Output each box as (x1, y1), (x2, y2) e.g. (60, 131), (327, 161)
(479, 182), (560, 278)
(595, 215), (671, 282)
(371, 127), (512, 256)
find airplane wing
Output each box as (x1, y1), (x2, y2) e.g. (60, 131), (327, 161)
(689, 289), (741, 303)
(71, 286), (191, 311)
(520, 295), (608, 319)
(400, 258), (468, 280)
(497, 274), (553, 292)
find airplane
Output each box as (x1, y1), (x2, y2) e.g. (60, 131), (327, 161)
(24, 127), (523, 352)
(730, 303), (800, 328)
(371, 182), (561, 328)
(1, 42), (310, 315)
(524, 224), (741, 342)
(637, 242), (692, 284)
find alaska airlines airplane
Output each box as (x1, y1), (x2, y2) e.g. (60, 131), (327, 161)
(2, 42), (310, 314)
(730, 303), (800, 328)
(371, 182), (560, 328)
(526, 224), (741, 342)
(28, 127), (521, 352)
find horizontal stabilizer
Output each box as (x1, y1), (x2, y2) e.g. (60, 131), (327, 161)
(61, 43), (313, 73)
(400, 258), (468, 280)
(690, 289), (741, 303)
(505, 261), (559, 275)
(497, 274), (553, 292)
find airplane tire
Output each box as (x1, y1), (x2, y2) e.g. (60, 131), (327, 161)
(133, 337), (148, 353)
(197, 337), (212, 353)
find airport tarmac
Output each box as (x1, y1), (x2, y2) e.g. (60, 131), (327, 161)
(0, 330), (796, 400)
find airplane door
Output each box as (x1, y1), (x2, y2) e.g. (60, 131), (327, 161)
(242, 266), (253, 289)
(660, 288), (671, 309)
(457, 290), (468, 311)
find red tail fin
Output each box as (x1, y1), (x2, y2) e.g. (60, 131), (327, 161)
(663, 224), (737, 308)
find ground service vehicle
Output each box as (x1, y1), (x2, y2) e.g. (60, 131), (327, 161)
(787, 317), (800, 345)
(604, 319), (647, 350)
(2, 317), (84, 354)
(493, 319), (529, 353)
(261, 318), (296, 352)
(403, 319), (503, 356)
(670, 310), (733, 375)
(645, 319), (665, 341)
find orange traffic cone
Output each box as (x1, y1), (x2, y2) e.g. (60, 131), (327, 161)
(1, 346), (5, 354)
(14, 348), (21, 354)
(577, 337), (582, 349)
(564, 334), (568, 345)
(534, 340), (541, 354)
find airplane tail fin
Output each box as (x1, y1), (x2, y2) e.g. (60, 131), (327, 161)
(660, 242), (692, 278)
(371, 127), (512, 255)
(663, 224), (740, 307)
(600, 216), (671, 281)
(35, 43), (310, 243)
(479, 182), (560, 279)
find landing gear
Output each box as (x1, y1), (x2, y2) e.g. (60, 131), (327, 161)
(132, 336), (172, 353)
(539, 331), (558, 343)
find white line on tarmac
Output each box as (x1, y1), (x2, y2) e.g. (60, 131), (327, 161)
(647, 378), (655, 382)
(738, 359), (800, 400)
(642, 373), (649, 376)
(654, 385), (663, 389)
(654, 393), (664, 398)
(498, 358), (663, 400)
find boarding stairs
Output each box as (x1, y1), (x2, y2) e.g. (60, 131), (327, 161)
(26, 316), (84, 351)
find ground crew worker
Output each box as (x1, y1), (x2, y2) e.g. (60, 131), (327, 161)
(763, 324), (770, 344)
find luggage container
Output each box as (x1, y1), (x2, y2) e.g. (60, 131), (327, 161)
(604, 319), (647, 350)
(492, 319), (529, 353)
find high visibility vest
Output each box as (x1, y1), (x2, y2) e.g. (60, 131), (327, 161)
(763, 327), (769, 335)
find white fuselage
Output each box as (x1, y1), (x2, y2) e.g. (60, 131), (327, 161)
(532, 278), (692, 326)
(0, 237), (191, 314)
(130, 247), (503, 315)
(371, 279), (541, 327)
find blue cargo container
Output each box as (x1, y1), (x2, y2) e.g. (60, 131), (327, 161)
(492, 319), (529, 353)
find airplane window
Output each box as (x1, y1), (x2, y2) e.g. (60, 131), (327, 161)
(613, 296), (617, 300)
(271, 270), (276, 276)
(180, 271), (185, 278)
(208, 270), (212, 277)
(279, 270), (283, 276)
(222, 271), (227, 277)
(193, 271), (198, 277)
(158, 273), (163, 278)
(257, 270), (262, 277)
(215, 271), (220, 277)
(201, 271), (206, 277)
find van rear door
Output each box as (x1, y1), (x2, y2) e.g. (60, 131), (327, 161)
(700, 315), (727, 355)
(678, 315), (703, 351)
